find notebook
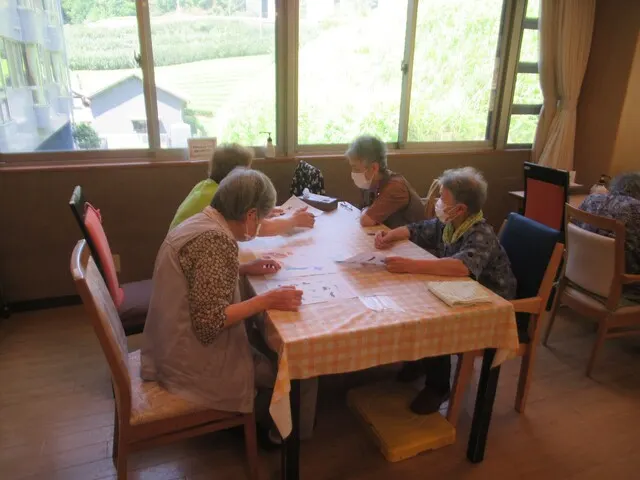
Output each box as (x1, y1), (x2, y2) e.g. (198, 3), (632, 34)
(427, 281), (493, 307)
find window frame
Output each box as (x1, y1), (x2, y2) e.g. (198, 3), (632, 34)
(3, 0), (538, 162)
(0, 56), (10, 124)
(501, 0), (542, 148)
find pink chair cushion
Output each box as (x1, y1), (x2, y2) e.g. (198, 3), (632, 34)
(83, 203), (125, 309)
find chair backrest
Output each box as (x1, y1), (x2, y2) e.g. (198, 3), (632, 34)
(423, 179), (440, 220)
(500, 213), (563, 301)
(523, 162), (569, 231)
(69, 186), (124, 308)
(70, 240), (132, 418)
(564, 204), (626, 309)
(69, 186), (106, 280)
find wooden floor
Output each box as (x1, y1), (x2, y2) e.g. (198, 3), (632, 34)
(1, 305), (639, 480)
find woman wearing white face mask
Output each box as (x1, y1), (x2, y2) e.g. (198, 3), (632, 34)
(142, 169), (319, 448)
(346, 135), (426, 228)
(374, 167), (516, 415)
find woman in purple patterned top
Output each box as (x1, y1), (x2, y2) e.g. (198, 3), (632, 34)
(578, 172), (640, 300)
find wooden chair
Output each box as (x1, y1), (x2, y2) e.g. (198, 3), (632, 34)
(543, 204), (640, 377)
(69, 186), (151, 336)
(447, 214), (564, 425)
(70, 240), (259, 480)
(422, 179), (440, 219)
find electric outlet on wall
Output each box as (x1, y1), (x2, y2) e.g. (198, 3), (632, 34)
(113, 254), (121, 273)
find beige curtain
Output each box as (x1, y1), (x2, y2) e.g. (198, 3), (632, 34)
(532, 0), (596, 170)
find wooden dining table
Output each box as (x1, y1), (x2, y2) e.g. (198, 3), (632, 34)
(239, 202), (520, 480)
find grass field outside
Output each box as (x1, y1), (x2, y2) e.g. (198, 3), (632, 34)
(66, 0), (542, 147)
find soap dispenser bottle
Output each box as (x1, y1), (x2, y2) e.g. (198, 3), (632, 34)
(261, 132), (275, 158)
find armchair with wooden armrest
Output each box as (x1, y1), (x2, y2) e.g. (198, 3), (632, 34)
(447, 214), (564, 425)
(544, 204), (640, 377)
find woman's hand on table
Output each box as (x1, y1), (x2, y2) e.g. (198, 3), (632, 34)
(385, 256), (419, 274)
(291, 207), (315, 229)
(240, 259), (281, 276)
(264, 286), (303, 311)
(374, 227), (410, 250)
(374, 231), (393, 249)
(266, 207), (285, 218)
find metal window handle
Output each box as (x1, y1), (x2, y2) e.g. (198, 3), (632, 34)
(134, 51), (142, 67)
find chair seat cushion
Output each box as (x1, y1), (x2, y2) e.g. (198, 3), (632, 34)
(118, 279), (152, 335)
(128, 350), (212, 426)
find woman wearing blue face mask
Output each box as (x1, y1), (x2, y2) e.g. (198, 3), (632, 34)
(346, 135), (426, 228)
(142, 168), (318, 447)
(374, 167), (516, 414)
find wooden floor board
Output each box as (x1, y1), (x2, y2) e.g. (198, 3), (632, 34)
(0, 305), (639, 479)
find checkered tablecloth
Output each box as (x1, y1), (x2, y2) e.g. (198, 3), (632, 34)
(240, 205), (518, 438)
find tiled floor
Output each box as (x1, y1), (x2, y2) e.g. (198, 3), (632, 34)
(0, 305), (639, 479)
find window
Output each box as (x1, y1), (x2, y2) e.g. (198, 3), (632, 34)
(297, 0), (408, 145)
(506, 0), (542, 145)
(24, 45), (47, 105)
(408, 0), (504, 142)
(3, 1), (541, 158)
(51, 52), (70, 95)
(0, 40), (9, 88)
(149, 2), (276, 148)
(3, 40), (28, 88)
(0, 51), (10, 124)
(131, 119), (166, 134)
(64, 0), (148, 150)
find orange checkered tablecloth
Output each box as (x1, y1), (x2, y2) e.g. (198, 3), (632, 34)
(240, 205), (519, 438)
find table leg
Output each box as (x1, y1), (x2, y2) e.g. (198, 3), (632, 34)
(467, 348), (500, 463)
(281, 379), (301, 480)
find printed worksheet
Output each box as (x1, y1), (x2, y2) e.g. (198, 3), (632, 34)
(336, 251), (387, 266)
(258, 249), (338, 279)
(267, 274), (357, 305)
(280, 195), (324, 217)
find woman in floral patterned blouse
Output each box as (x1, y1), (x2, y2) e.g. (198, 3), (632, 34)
(374, 167), (516, 415)
(142, 169), (318, 447)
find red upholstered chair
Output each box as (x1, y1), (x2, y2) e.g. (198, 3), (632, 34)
(522, 162), (570, 232)
(69, 186), (151, 336)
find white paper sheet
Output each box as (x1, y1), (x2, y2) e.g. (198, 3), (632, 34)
(266, 274), (357, 305)
(336, 251), (387, 266)
(359, 295), (404, 312)
(280, 195), (324, 217)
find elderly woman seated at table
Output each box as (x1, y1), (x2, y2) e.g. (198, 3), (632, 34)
(170, 143), (315, 234)
(142, 169), (317, 446)
(346, 135), (426, 228)
(578, 171), (640, 301)
(374, 167), (516, 414)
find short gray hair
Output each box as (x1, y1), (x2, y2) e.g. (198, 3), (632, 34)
(211, 168), (276, 221)
(346, 135), (388, 171)
(209, 144), (254, 183)
(438, 167), (488, 214)
(610, 172), (640, 200)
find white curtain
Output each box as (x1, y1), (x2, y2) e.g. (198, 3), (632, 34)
(532, 0), (596, 170)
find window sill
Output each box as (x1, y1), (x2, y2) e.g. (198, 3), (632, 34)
(0, 146), (531, 173)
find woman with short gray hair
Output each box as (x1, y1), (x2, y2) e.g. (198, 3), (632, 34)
(374, 166), (516, 415)
(169, 143), (314, 233)
(142, 169), (318, 448)
(346, 135), (426, 228)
